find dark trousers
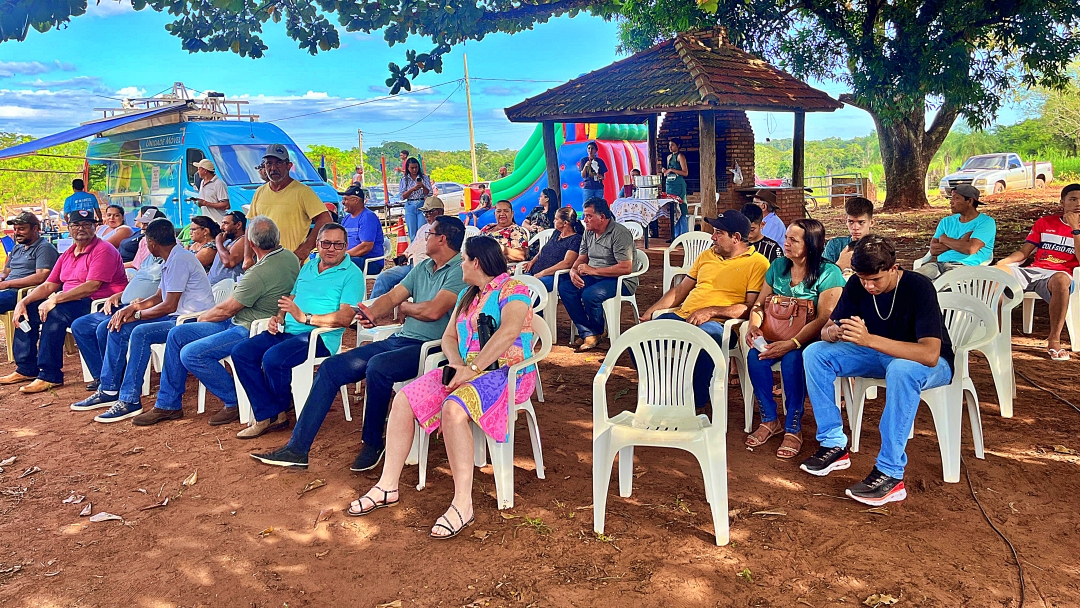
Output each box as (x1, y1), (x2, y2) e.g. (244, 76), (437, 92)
(230, 331), (331, 422)
(0, 289), (18, 313)
(557, 274), (631, 338)
(14, 298), (91, 383)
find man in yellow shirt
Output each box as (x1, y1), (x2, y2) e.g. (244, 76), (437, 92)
(641, 209), (770, 412)
(245, 144), (332, 267)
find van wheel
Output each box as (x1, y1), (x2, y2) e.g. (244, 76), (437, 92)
(993, 182), (1006, 194)
(1035, 177), (1046, 188)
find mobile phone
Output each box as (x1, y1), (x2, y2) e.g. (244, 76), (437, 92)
(441, 364), (455, 386)
(352, 305), (374, 324)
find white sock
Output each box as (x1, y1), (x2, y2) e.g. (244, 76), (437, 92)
(101, 390), (118, 396)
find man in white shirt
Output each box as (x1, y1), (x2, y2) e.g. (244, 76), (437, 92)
(193, 159), (230, 223)
(369, 195), (443, 298)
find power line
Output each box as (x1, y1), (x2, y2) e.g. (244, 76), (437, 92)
(364, 82), (463, 135)
(471, 77), (564, 83)
(265, 79), (463, 122)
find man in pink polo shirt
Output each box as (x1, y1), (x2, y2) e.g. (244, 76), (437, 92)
(1, 209), (128, 393)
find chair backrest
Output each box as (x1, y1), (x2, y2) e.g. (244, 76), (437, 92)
(622, 221), (644, 241)
(1, 235), (13, 255)
(211, 278), (235, 304)
(938, 292), (998, 354)
(464, 226), (481, 239)
(666, 232), (713, 268)
(933, 266), (1022, 319)
(530, 228), (555, 250)
(596, 320), (726, 425)
(633, 248), (650, 275)
(513, 274), (549, 315)
(249, 318), (270, 337)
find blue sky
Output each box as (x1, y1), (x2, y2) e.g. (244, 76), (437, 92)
(0, 0), (1023, 152)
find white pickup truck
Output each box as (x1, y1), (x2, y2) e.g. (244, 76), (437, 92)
(938, 153), (1053, 197)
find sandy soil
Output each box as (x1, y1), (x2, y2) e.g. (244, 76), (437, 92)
(2, 188), (1079, 607)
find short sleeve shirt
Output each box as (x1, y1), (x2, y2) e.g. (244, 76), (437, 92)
(675, 248), (769, 319)
(529, 232), (582, 276)
(284, 256), (365, 353)
(232, 247), (301, 329)
(398, 174), (433, 202)
(5, 236), (59, 281)
(47, 237), (127, 300)
(1025, 215), (1077, 273)
(398, 254), (467, 342)
(63, 191), (98, 215)
(197, 176), (230, 223)
(578, 157), (608, 190)
(935, 213), (996, 265)
(761, 212), (787, 252)
(823, 236), (853, 264)
(765, 259), (847, 305)
(160, 247), (216, 315)
(406, 222), (433, 264)
(342, 208), (384, 261)
(480, 223), (530, 252)
(248, 180), (328, 252)
(751, 236), (782, 262)
(580, 220), (638, 290)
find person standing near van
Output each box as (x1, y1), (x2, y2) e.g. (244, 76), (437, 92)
(193, 159), (230, 224)
(245, 144), (332, 267)
(63, 179), (101, 222)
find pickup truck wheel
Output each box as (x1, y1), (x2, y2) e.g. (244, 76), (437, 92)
(993, 181), (1006, 194)
(1035, 177), (1046, 188)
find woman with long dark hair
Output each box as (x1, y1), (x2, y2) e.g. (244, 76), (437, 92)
(96, 204), (134, 248)
(398, 157), (432, 240)
(523, 206), (584, 291)
(662, 140), (689, 238)
(743, 218), (846, 459)
(348, 236), (538, 539)
(187, 215), (220, 272)
(522, 188), (558, 234)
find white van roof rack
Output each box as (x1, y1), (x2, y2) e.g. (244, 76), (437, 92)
(91, 82), (259, 124)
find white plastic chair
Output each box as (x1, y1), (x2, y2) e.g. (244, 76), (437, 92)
(530, 228), (554, 252)
(512, 274), (550, 403)
(913, 249), (991, 270)
(842, 293), (997, 483)
(593, 321), (730, 546)
(568, 249), (650, 344)
(621, 221), (644, 241)
(70, 297), (110, 383)
(290, 326), (357, 421)
(933, 267), (1022, 417)
(464, 226), (481, 239)
(233, 318), (269, 424)
(1020, 266), (1080, 352)
(685, 203), (702, 232)
(661, 231), (713, 293)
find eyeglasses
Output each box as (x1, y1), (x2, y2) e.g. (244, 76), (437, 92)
(318, 240), (346, 250)
(421, 209), (440, 215)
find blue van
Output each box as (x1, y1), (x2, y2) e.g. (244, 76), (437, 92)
(86, 120), (340, 225)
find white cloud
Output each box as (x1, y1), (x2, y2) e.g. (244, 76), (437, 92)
(0, 105), (42, 119)
(301, 91), (330, 100)
(85, 0), (135, 17)
(115, 86), (146, 98)
(18, 76), (110, 94)
(0, 60), (76, 78)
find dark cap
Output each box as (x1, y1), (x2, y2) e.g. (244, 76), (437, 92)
(66, 209), (97, 225)
(262, 143), (289, 161)
(952, 184), (981, 201)
(753, 189), (778, 209)
(337, 184), (365, 198)
(135, 207), (163, 224)
(6, 211), (40, 227)
(706, 210), (751, 240)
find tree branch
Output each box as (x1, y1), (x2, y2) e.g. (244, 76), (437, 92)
(923, 102), (959, 152)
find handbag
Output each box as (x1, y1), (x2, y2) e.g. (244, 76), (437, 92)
(760, 295), (816, 342)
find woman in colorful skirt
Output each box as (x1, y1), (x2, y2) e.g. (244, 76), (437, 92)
(347, 236), (537, 538)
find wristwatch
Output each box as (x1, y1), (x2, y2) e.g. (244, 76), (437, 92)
(469, 363), (481, 374)
(304, 313), (313, 325)
(134, 310), (142, 320)
(1072, 229), (1080, 235)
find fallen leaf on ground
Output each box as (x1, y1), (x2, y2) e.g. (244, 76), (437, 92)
(499, 513), (518, 520)
(89, 512), (123, 523)
(865, 506), (890, 516)
(315, 550), (329, 559)
(258, 526), (274, 537)
(182, 471), (198, 487)
(377, 601), (402, 608)
(472, 530), (491, 540)
(18, 466), (41, 479)
(314, 508), (334, 529)
(298, 479), (326, 496)
(44, 570), (62, 577)
(62, 494), (85, 504)
(1052, 445), (1077, 455)
(79, 504), (91, 516)
(0, 456), (15, 467)
(752, 510), (787, 517)
(864, 593), (899, 606)
(140, 498), (169, 511)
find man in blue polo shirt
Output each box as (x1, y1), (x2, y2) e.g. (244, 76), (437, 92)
(339, 185), (384, 274)
(229, 222), (364, 439)
(63, 179), (101, 222)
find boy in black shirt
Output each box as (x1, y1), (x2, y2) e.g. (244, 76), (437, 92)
(800, 236), (953, 506)
(740, 203), (782, 262)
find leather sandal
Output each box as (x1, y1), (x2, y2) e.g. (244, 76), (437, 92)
(430, 504), (474, 539)
(745, 421), (783, 447)
(346, 485), (399, 517)
(776, 433), (803, 460)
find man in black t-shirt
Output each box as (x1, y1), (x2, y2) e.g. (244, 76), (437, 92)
(799, 236), (953, 507)
(741, 203), (782, 262)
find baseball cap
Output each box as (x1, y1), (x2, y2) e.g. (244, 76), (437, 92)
(66, 209), (96, 225)
(705, 209), (751, 240)
(135, 207), (163, 223)
(753, 189), (778, 209)
(263, 144), (290, 161)
(952, 184), (981, 201)
(419, 196), (444, 212)
(337, 184), (365, 198)
(6, 211), (40, 227)
(192, 159), (215, 172)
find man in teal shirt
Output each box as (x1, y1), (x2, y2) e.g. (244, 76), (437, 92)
(230, 222), (365, 438)
(63, 179), (101, 222)
(915, 184), (996, 279)
(251, 216), (468, 471)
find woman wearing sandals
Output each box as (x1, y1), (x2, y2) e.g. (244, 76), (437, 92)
(744, 218), (845, 459)
(348, 236), (538, 538)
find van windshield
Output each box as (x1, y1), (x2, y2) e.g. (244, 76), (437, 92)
(210, 144), (323, 185)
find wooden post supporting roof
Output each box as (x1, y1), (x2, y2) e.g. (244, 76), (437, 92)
(699, 110), (717, 218)
(542, 121), (561, 203)
(792, 111), (806, 188)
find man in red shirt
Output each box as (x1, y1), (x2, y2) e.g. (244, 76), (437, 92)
(996, 183), (1080, 360)
(0, 210), (128, 392)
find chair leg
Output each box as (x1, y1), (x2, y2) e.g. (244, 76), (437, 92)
(965, 386), (985, 459)
(986, 348), (1014, 418)
(520, 404), (545, 479)
(926, 389), (963, 483)
(488, 427), (515, 510)
(472, 423), (488, 467)
(197, 382), (207, 414)
(845, 380), (868, 453)
(414, 422), (429, 490)
(592, 432), (617, 535)
(339, 386), (352, 422)
(617, 446), (634, 497)
(1022, 297), (1034, 334)
(534, 369), (545, 403)
(290, 364), (315, 420)
(697, 440), (730, 546)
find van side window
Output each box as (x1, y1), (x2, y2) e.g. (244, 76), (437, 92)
(187, 149), (206, 186)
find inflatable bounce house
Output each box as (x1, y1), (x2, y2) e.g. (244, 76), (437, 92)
(463, 123), (650, 225)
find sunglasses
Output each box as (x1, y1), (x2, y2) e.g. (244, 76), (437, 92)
(318, 240), (346, 250)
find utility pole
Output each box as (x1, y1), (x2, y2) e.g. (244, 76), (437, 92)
(357, 129), (364, 186)
(464, 53), (479, 183)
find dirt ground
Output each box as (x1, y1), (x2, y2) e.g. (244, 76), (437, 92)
(2, 188), (1080, 607)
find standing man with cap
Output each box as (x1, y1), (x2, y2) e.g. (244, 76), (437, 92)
(0, 212), (60, 313)
(63, 179), (101, 222)
(339, 185), (384, 274)
(370, 195), (443, 298)
(753, 190), (788, 251)
(915, 184), (996, 279)
(245, 143), (333, 267)
(193, 159), (230, 223)
(1, 210), (127, 393)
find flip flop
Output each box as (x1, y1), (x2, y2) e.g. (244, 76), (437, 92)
(346, 485), (399, 517)
(1049, 348), (1071, 362)
(430, 504), (474, 539)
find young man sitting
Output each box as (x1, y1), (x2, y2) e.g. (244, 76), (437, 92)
(915, 184), (996, 279)
(996, 182), (1080, 361)
(740, 203), (782, 262)
(801, 235), (953, 506)
(823, 196), (875, 278)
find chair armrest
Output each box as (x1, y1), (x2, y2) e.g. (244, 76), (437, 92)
(649, 307), (676, 320)
(90, 297), (110, 313)
(249, 318), (270, 336)
(614, 261), (649, 295)
(174, 310), (209, 325)
(551, 269), (571, 296)
(415, 339), (443, 377)
(912, 250), (932, 269)
(721, 318), (745, 358)
(306, 321), (356, 358)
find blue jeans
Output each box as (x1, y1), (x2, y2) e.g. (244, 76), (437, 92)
(231, 331), (331, 422)
(155, 320), (250, 411)
(803, 341), (953, 479)
(557, 274), (631, 338)
(655, 313), (729, 409)
(14, 298), (91, 383)
(71, 311), (112, 379)
(99, 317), (177, 403)
(582, 187), (605, 202)
(287, 335), (425, 454)
(351, 256), (384, 275)
(746, 346), (807, 433)
(404, 200), (424, 239)
(370, 263), (411, 299)
(0, 289), (17, 313)
(533, 275), (555, 292)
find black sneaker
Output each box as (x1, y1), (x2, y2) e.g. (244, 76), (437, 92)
(86, 379), (100, 392)
(350, 445), (385, 472)
(71, 391), (118, 412)
(846, 467), (907, 506)
(250, 446), (309, 469)
(799, 445), (851, 477)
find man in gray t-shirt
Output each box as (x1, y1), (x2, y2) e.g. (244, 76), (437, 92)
(1, 212), (59, 313)
(558, 198), (638, 351)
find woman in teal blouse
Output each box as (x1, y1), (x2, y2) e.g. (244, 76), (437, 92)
(662, 140), (689, 238)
